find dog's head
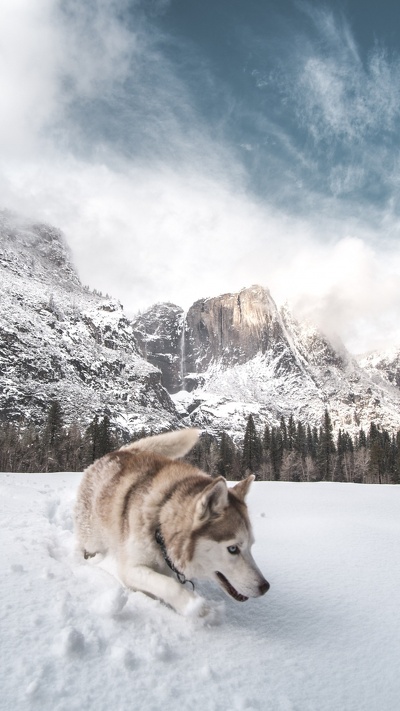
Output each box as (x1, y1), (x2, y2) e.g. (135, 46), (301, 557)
(186, 475), (270, 601)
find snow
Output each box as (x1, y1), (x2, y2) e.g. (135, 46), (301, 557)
(1, 473), (399, 711)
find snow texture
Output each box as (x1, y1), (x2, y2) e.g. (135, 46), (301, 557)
(1, 472), (399, 711)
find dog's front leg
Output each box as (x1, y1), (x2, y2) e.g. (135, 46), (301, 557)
(118, 562), (209, 617)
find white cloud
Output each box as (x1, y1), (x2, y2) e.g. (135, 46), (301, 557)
(0, 0), (62, 157)
(57, 0), (135, 98)
(0, 0), (140, 159)
(1, 0), (400, 356)
(271, 236), (400, 353)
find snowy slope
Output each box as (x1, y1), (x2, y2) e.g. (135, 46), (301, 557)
(0, 212), (180, 434)
(1, 471), (399, 711)
(358, 346), (400, 390)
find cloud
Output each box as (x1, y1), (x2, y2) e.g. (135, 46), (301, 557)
(0, 0), (61, 157)
(291, 6), (400, 143)
(1, 0), (400, 355)
(271, 236), (400, 353)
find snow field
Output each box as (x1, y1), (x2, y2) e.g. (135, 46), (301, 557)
(0, 473), (399, 711)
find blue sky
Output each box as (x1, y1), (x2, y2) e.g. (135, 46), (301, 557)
(1, 0), (400, 352)
(151, 0), (400, 215)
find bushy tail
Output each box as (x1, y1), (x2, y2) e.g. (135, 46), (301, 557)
(121, 428), (201, 460)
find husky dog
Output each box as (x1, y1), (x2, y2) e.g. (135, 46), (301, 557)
(74, 429), (269, 617)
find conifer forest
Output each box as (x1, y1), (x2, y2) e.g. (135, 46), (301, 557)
(1, 402), (399, 484)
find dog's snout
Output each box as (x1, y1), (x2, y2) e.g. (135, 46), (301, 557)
(259, 580), (270, 595)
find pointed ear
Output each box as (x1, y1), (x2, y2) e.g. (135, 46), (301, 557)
(231, 474), (255, 501)
(194, 477), (228, 524)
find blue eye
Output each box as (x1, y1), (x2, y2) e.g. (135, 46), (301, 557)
(227, 545), (239, 555)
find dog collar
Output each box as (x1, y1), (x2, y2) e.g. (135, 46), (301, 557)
(155, 527), (194, 590)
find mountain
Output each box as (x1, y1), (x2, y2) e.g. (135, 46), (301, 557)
(2, 211), (400, 442)
(357, 347), (400, 390)
(132, 285), (400, 438)
(0, 211), (180, 435)
(131, 303), (185, 394)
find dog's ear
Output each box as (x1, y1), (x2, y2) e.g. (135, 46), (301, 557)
(230, 474), (255, 501)
(195, 477), (228, 523)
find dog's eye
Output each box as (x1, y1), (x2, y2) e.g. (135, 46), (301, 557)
(227, 545), (240, 555)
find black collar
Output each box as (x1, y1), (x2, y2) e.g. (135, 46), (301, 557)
(155, 527), (194, 590)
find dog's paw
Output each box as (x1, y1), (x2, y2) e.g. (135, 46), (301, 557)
(182, 594), (209, 618)
(183, 595), (225, 625)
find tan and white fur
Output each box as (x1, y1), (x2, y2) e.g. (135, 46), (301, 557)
(74, 428), (269, 617)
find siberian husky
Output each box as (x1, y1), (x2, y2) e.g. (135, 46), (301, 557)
(74, 429), (269, 617)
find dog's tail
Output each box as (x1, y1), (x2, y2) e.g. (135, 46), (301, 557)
(121, 428), (201, 460)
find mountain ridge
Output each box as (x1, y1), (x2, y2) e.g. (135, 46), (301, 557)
(2, 211), (400, 440)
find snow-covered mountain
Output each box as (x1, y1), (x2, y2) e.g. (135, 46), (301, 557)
(132, 285), (400, 437)
(0, 211), (180, 434)
(357, 347), (400, 390)
(2, 211), (400, 440)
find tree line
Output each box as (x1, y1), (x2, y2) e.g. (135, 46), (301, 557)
(0, 401), (120, 473)
(1, 402), (399, 484)
(187, 411), (400, 485)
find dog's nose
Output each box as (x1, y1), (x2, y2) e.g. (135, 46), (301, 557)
(259, 580), (270, 595)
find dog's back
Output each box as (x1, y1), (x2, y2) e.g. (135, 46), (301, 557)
(74, 429), (202, 557)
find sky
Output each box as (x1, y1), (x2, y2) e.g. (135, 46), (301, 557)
(1, 0), (400, 353)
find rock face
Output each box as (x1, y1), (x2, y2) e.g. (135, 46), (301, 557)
(0, 212), (180, 435)
(131, 303), (185, 393)
(184, 286), (280, 372)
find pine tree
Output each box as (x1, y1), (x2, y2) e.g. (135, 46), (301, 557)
(43, 400), (65, 471)
(287, 415), (296, 451)
(393, 432), (400, 484)
(280, 416), (288, 451)
(97, 415), (116, 458)
(306, 424), (316, 459)
(270, 427), (283, 480)
(368, 422), (383, 483)
(242, 415), (262, 477)
(263, 424), (271, 453)
(294, 421), (307, 458)
(358, 428), (367, 449)
(44, 400), (63, 447)
(336, 429), (346, 482)
(317, 409), (336, 480)
(217, 432), (239, 480)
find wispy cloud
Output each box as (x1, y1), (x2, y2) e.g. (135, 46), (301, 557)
(287, 5), (400, 140)
(277, 5), (400, 204)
